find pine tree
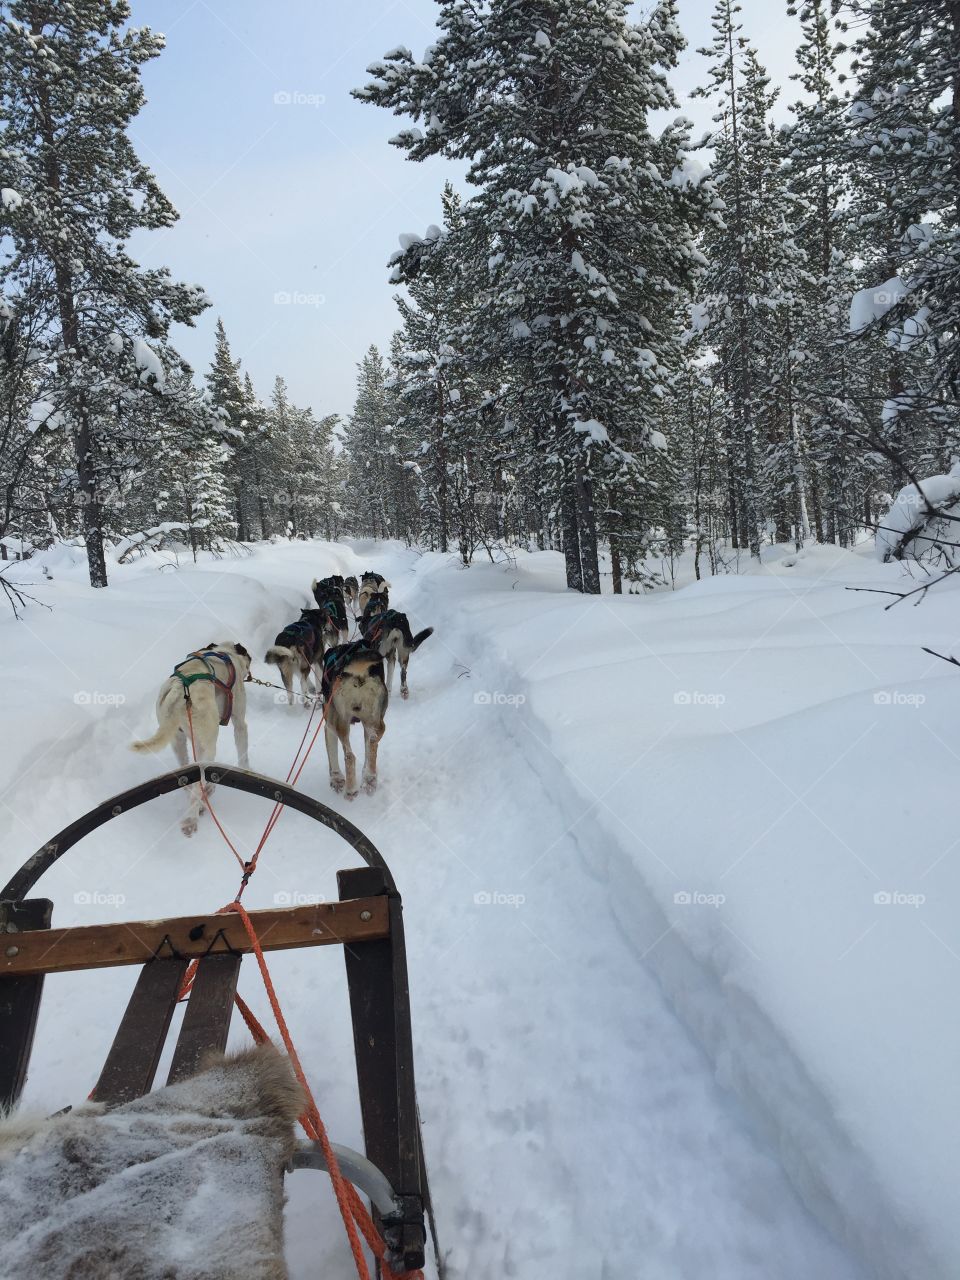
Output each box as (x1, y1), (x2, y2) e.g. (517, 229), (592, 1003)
(782, 0), (865, 544)
(0, 0), (209, 585)
(356, 0), (712, 592)
(342, 346), (396, 539)
(844, 0), (960, 484)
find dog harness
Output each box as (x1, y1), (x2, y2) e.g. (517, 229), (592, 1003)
(320, 640), (372, 703)
(361, 607), (403, 648)
(277, 619), (318, 655)
(172, 650), (237, 726)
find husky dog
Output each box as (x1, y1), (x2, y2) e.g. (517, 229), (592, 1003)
(311, 577), (349, 641)
(359, 591), (433, 700)
(264, 615), (325, 706)
(344, 576), (359, 610)
(321, 642), (388, 798)
(357, 571), (390, 614)
(131, 642), (252, 836)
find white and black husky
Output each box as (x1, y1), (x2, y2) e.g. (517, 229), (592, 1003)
(359, 591), (433, 700)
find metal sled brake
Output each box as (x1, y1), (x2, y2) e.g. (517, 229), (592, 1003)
(0, 765), (433, 1275)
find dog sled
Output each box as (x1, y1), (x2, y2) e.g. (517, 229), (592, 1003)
(0, 764), (439, 1279)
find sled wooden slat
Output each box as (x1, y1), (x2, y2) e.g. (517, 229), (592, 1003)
(0, 898), (52, 1110)
(167, 953), (242, 1085)
(338, 866), (427, 1272)
(0, 898), (389, 976)
(92, 956), (188, 1106)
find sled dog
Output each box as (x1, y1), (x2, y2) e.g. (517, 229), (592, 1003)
(357, 571), (390, 614)
(321, 641), (388, 797)
(130, 642), (252, 836)
(264, 615), (326, 706)
(311, 577), (349, 641)
(359, 592), (433, 700)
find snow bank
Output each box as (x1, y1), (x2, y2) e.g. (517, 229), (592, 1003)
(3, 538), (953, 1279)
(424, 544), (960, 1280)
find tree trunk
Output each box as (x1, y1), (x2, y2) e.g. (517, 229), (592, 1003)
(610, 534), (623, 594)
(32, 43), (107, 588)
(559, 459), (583, 591)
(576, 459), (601, 594)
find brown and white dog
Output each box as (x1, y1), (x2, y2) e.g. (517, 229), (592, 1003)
(321, 642), (388, 798)
(357, 571), (390, 615)
(130, 642), (252, 836)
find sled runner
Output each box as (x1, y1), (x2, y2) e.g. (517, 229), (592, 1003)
(0, 765), (436, 1277)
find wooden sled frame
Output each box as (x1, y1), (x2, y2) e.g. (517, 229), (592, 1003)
(0, 763), (431, 1274)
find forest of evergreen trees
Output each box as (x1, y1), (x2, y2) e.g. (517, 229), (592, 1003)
(1, 0), (957, 593)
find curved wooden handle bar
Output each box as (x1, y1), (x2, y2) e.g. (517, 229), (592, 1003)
(1, 764), (395, 903)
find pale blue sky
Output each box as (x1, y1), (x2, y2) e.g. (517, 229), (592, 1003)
(128, 0), (802, 419)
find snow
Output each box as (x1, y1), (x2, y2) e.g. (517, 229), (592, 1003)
(1, 187), (23, 210)
(1, 539), (957, 1278)
(27, 399), (63, 432)
(848, 276), (909, 332)
(876, 465), (960, 561)
(132, 338), (165, 389)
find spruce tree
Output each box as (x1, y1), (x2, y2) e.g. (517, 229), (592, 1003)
(356, 0), (712, 592)
(0, 0), (209, 585)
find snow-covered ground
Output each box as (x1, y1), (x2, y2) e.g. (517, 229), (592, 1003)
(1, 537), (955, 1278)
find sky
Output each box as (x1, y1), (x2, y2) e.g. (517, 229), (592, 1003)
(128, 0), (803, 420)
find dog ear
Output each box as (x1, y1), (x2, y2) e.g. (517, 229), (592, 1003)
(234, 642), (251, 659)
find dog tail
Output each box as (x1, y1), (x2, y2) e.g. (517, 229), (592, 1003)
(265, 645), (296, 666)
(130, 719), (177, 754)
(411, 627), (433, 651)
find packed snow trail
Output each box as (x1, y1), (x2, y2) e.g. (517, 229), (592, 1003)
(2, 542), (869, 1277)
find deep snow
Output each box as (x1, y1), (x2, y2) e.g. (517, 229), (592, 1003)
(1, 536), (954, 1278)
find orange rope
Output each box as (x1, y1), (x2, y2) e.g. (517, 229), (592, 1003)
(178, 680), (335, 999)
(221, 901), (423, 1280)
(177, 675), (421, 1280)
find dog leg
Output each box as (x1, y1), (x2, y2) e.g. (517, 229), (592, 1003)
(281, 661), (295, 707)
(400, 659), (409, 701)
(341, 724), (358, 799)
(386, 651), (396, 693)
(362, 724), (382, 794)
(233, 714), (249, 770)
(325, 722), (345, 793)
(172, 729), (189, 769)
(298, 662), (311, 706)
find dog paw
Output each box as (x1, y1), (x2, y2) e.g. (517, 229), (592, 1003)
(329, 773), (345, 794)
(346, 788), (359, 801)
(181, 817), (198, 837)
(400, 688), (409, 701)
(363, 775), (378, 795)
